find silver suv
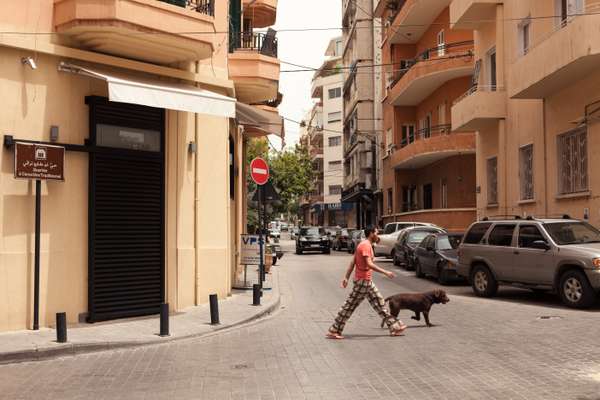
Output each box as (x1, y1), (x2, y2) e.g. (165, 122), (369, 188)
(457, 217), (600, 308)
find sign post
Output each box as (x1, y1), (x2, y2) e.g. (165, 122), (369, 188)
(14, 142), (65, 330)
(250, 158), (269, 290)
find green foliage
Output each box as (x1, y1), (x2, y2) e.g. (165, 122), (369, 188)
(244, 139), (312, 229)
(269, 144), (314, 215)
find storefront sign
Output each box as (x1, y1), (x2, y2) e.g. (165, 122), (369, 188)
(241, 234), (262, 265)
(14, 142), (65, 181)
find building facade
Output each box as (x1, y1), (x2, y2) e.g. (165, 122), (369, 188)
(341, 0), (378, 229)
(0, 0), (281, 332)
(451, 0), (600, 226)
(375, 0), (477, 232)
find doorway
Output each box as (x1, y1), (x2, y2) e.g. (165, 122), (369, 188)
(86, 97), (165, 323)
(423, 183), (433, 210)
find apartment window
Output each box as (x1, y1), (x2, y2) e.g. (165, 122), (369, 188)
(328, 111), (341, 123)
(328, 87), (342, 99)
(386, 128), (393, 150)
(328, 136), (342, 147)
(438, 103), (446, 127)
(420, 115), (432, 139)
(423, 183), (433, 210)
(519, 19), (531, 56)
(329, 185), (342, 195)
(401, 124), (416, 146)
(441, 178), (448, 209)
(487, 47), (497, 90)
(558, 128), (588, 195)
(387, 189), (393, 214)
(328, 160), (342, 171)
(437, 30), (446, 57)
(487, 157), (498, 205)
(556, 0), (585, 27)
(519, 144), (534, 201)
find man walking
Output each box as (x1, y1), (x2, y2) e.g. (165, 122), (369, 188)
(326, 226), (407, 339)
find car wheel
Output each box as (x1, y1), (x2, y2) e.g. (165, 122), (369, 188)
(405, 256), (415, 271)
(437, 264), (450, 285)
(323, 248), (331, 255)
(393, 252), (401, 267)
(470, 264), (498, 297)
(415, 260), (425, 278)
(558, 270), (595, 309)
(272, 256), (277, 266)
(296, 248), (302, 255)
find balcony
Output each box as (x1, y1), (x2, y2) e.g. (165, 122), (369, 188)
(229, 31), (280, 103)
(451, 86), (506, 131)
(53, 0), (215, 64)
(386, 0), (452, 44)
(386, 127), (475, 170)
(242, 0), (277, 28)
(310, 146), (324, 159)
(511, 14), (600, 99)
(386, 41), (474, 106)
(450, 0), (500, 30)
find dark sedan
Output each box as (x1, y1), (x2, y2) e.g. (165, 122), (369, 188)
(295, 227), (331, 254)
(414, 233), (463, 284)
(332, 228), (355, 251)
(393, 226), (446, 270)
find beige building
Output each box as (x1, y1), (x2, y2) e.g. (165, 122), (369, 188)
(307, 37), (354, 227)
(450, 0), (600, 225)
(0, 0), (281, 332)
(341, 0), (378, 229)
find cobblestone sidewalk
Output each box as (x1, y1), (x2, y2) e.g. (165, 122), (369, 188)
(0, 269), (280, 365)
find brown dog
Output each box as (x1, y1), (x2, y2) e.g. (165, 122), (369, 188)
(382, 290), (450, 328)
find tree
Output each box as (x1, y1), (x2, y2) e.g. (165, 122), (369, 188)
(244, 139), (312, 230)
(269, 144), (313, 216)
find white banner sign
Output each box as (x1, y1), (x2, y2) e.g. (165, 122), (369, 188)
(241, 234), (262, 265)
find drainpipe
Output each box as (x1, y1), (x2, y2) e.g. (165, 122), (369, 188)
(543, 99), (549, 217)
(194, 60), (200, 305)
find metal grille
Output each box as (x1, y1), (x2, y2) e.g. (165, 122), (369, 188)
(87, 98), (165, 323)
(558, 128), (588, 194)
(519, 144), (534, 200)
(487, 157), (498, 205)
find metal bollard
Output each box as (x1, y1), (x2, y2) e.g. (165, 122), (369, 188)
(253, 284), (261, 306)
(56, 312), (67, 343)
(209, 294), (220, 325)
(159, 303), (170, 337)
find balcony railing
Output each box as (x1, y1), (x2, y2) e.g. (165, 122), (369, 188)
(229, 31), (278, 57)
(399, 124), (451, 148)
(158, 0), (214, 16)
(387, 40), (474, 89)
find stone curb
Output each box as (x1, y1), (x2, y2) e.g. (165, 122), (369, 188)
(0, 275), (281, 365)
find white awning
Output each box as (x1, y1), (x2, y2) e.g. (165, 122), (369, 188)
(236, 102), (284, 139)
(58, 62), (236, 118)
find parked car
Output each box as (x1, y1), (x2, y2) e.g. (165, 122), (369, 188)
(324, 227), (340, 246)
(332, 228), (356, 251)
(290, 227), (300, 240)
(280, 223), (289, 232)
(296, 227), (331, 254)
(457, 217), (600, 308)
(414, 233), (463, 284)
(375, 222), (440, 258)
(269, 228), (281, 242)
(348, 230), (366, 254)
(394, 226), (446, 269)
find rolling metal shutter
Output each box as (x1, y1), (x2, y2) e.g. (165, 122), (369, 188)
(87, 97), (165, 323)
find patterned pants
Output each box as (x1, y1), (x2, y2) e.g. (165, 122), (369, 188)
(330, 279), (401, 334)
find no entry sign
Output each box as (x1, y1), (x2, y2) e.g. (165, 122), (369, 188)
(250, 157), (269, 185)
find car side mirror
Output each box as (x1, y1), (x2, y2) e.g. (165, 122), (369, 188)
(531, 240), (550, 251)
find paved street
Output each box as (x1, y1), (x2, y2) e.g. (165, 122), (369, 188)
(1, 240), (600, 400)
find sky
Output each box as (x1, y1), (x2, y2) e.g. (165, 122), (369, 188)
(271, 0), (343, 150)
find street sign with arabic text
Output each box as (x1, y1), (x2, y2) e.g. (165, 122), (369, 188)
(14, 142), (65, 181)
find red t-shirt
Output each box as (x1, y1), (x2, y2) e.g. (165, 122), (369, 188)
(354, 240), (373, 281)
